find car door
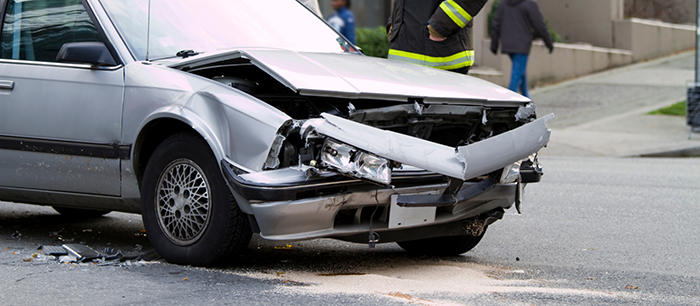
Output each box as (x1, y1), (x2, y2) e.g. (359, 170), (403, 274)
(0, 0), (124, 196)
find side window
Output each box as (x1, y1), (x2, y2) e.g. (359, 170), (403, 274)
(1, 0), (101, 62)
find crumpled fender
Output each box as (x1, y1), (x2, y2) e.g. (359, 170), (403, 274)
(123, 63), (291, 173)
(302, 113), (553, 180)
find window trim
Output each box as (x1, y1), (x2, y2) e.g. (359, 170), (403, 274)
(0, 57), (122, 70)
(0, 0), (123, 66)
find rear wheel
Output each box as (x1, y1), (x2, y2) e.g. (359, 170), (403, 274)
(52, 207), (111, 218)
(141, 132), (251, 266)
(397, 228), (487, 256)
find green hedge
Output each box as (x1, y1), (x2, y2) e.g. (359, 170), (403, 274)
(356, 26), (390, 58)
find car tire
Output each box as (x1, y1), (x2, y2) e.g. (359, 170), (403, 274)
(397, 228), (487, 256)
(52, 207), (111, 218)
(141, 132), (252, 266)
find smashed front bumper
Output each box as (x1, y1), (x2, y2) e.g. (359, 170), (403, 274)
(223, 165), (518, 243)
(303, 113), (552, 182)
(222, 113), (552, 243)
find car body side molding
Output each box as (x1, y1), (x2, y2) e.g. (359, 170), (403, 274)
(0, 135), (131, 159)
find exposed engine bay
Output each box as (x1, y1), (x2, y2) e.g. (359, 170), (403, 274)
(187, 59), (535, 173)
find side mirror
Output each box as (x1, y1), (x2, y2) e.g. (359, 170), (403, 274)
(56, 42), (118, 66)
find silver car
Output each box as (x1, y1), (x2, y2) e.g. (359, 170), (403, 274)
(0, 0), (551, 266)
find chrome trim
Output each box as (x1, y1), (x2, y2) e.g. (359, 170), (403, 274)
(0, 59), (123, 70)
(0, 80), (13, 90)
(221, 160), (446, 201)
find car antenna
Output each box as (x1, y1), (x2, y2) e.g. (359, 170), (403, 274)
(145, 0), (151, 61)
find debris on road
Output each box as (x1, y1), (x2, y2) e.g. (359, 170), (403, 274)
(42, 245), (68, 256)
(625, 285), (640, 290)
(31, 244), (161, 267)
(63, 244), (101, 261)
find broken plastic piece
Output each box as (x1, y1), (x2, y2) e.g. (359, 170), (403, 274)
(59, 255), (77, 263)
(63, 244), (101, 262)
(41, 245), (68, 256)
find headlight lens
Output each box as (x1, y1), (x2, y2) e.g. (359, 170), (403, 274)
(356, 152), (391, 184)
(320, 140), (392, 185)
(320, 140), (357, 173)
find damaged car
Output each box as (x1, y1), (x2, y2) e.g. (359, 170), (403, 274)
(0, 0), (551, 266)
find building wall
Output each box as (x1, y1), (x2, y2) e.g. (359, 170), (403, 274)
(613, 18), (696, 61)
(536, 0), (624, 48)
(474, 40), (634, 88)
(310, 0), (695, 87)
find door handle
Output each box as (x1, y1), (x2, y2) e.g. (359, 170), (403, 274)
(0, 80), (14, 90)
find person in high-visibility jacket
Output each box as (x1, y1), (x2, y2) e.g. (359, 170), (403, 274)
(387, 0), (487, 75)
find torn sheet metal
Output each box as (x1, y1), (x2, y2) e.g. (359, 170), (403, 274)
(303, 113), (552, 181)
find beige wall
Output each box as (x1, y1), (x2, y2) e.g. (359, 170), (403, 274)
(614, 18), (696, 61)
(537, 0), (624, 48)
(474, 40), (633, 87)
(472, 0), (694, 87)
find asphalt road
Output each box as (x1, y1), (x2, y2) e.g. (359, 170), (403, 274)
(1, 156), (698, 305)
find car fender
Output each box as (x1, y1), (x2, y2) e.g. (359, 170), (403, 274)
(123, 63), (291, 171)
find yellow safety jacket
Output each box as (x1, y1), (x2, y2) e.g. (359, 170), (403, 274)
(387, 0), (487, 73)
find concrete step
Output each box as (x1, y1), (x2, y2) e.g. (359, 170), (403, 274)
(469, 67), (504, 86)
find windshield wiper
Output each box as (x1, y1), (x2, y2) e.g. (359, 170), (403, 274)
(147, 49), (200, 62)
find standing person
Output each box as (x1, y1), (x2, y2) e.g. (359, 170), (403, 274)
(328, 0), (356, 44)
(490, 0), (553, 98)
(299, 0), (322, 17)
(387, 0), (488, 75)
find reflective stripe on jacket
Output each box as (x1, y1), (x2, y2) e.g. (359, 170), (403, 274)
(388, 0), (486, 71)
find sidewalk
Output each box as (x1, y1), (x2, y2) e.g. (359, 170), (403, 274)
(530, 51), (700, 158)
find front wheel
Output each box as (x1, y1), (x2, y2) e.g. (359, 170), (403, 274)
(141, 132), (251, 266)
(397, 227), (487, 256)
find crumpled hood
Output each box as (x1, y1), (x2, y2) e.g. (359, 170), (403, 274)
(506, 0), (526, 6)
(169, 49), (529, 105)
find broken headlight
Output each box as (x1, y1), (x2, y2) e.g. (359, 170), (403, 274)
(320, 139), (392, 185)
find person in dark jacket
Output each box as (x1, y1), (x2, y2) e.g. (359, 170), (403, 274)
(388, 0), (488, 75)
(490, 0), (553, 97)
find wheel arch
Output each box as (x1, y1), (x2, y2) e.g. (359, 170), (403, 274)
(133, 112), (226, 188)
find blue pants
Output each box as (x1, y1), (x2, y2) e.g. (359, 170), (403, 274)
(508, 53), (529, 98)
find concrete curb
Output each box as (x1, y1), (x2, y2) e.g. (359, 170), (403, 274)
(638, 146), (700, 158)
(531, 51), (696, 95)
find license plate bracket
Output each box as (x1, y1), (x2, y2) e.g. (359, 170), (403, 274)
(388, 193), (437, 229)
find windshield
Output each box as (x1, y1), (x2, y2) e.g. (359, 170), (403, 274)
(99, 0), (348, 60)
